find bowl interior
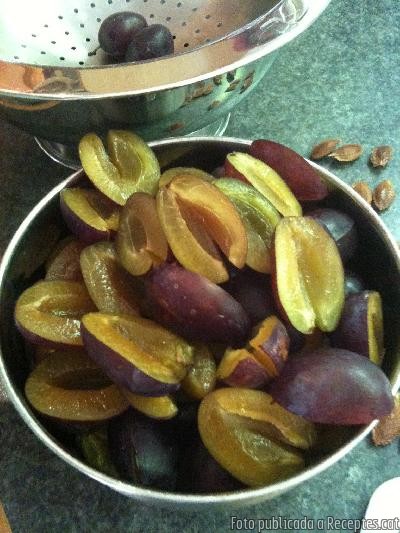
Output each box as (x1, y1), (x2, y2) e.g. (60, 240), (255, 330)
(0, 137), (399, 508)
(0, 0), (283, 68)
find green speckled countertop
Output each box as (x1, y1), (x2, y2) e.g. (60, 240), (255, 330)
(1, 1), (400, 532)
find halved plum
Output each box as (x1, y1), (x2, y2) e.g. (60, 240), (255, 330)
(274, 216), (344, 334)
(15, 280), (96, 348)
(216, 348), (270, 389)
(81, 312), (194, 396)
(80, 241), (140, 315)
(116, 192), (168, 276)
(157, 186), (228, 283)
(330, 291), (384, 365)
(79, 130), (160, 205)
(214, 178), (281, 273)
(45, 237), (85, 282)
(307, 207), (358, 263)
(198, 388), (316, 487)
(268, 348), (394, 424)
(145, 262), (251, 345)
(122, 389), (178, 420)
(25, 350), (129, 422)
(159, 167), (214, 188)
(60, 187), (120, 244)
(249, 315), (290, 377)
(181, 344), (216, 400)
(160, 174), (248, 273)
(225, 152), (302, 216)
(249, 140), (329, 202)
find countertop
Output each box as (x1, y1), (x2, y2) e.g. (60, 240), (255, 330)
(1, 1), (400, 532)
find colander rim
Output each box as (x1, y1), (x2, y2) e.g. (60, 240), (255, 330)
(0, 0), (331, 100)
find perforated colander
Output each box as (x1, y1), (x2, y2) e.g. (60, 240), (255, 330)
(0, 0), (330, 166)
(1, 0), (288, 69)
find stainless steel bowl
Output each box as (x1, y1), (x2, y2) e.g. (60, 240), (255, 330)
(0, 0), (330, 166)
(1, 136), (399, 509)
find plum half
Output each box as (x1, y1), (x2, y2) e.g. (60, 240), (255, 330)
(15, 280), (96, 348)
(273, 216), (345, 334)
(81, 312), (194, 396)
(145, 262), (251, 345)
(268, 348), (394, 424)
(198, 388), (316, 487)
(330, 291), (385, 365)
(25, 350), (129, 422)
(60, 188), (120, 244)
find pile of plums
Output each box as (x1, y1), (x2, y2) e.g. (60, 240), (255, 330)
(98, 11), (174, 62)
(14, 130), (394, 492)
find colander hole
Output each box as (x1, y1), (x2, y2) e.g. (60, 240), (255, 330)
(166, 16), (171, 21)
(80, 23), (85, 28)
(31, 34), (37, 38)
(79, 61), (84, 65)
(41, 51), (46, 54)
(172, 35), (176, 39)
(58, 15), (63, 19)
(177, 2), (182, 6)
(183, 42), (189, 47)
(205, 14), (211, 19)
(149, 13), (154, 18)
(60, 57), (65, 60)
(90, 2), (95, 6)
(143, 0), (148, 3)
(217, 22), (222, 27)
(44, 24), (49, 28)
(86, 38), (91, 42)
(14, 55), (19, 59)
(74, 8), (79, 13)
(71, 46), (77, 50)
(160, 0), (166, 4)
(195, 29), (200, 33)
(51, 41), (56, 44)
(65, 31), (70, 35)
(108, 0), (113, 4)
(126, 0), (131, 2)
(96, 17), (101, 22)
(21, 44), (27, 48)
(181, 21), (186, 26)
(192, 7), (198, 11)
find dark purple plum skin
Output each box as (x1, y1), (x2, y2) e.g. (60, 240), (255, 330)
(60, 194), (112, 245)
(81, 323), (180, 397)
(125, 24), (174, 62)
(221, 356), (270, 389)
(177, 440), (243, 493)
(307, 207), (358, 263)
(268, 348), (394, 425)
(330, 291), (372, 358)
(250, 139), (329, 202)
(109, 410), (178, 490)
(145, 263), (251, 345)
(222, 269), (275, 327)
(98, 12), (147, 57)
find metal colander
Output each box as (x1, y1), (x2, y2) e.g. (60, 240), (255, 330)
(1, 0), (286, 68)
(0, 0), (330, 167)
